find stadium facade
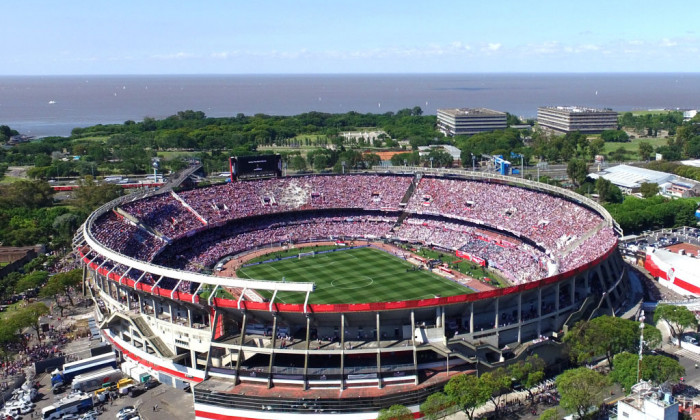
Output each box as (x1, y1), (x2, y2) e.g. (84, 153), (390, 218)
(537, 106), (618, 134)
(75, 169), (631, 420)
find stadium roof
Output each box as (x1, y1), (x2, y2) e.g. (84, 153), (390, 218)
(588, 164), (674, 189)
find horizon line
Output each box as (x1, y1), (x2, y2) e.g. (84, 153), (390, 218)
(2, 71), (700, 77)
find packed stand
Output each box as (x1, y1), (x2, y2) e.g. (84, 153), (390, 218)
(393, 217), (550, 283)
(120, 193), (206, 240)
(406, 177), (605, 257)
(90, 212), (166, 261)
(177, 174), (413, 225)
(155, 211), (398, 271)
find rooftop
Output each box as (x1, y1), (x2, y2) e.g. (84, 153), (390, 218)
(438, 108), (506, 117)
(589, 164), (675, 189)
(539, 106), (616, 113)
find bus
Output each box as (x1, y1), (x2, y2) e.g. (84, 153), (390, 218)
(41, 393), (93, 420)
(71, 367), (122, 392)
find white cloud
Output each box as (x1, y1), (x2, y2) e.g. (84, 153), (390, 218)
(151, 52), (196, 60)
(486, 43), (501, 51)
(660, 38), (677, 47)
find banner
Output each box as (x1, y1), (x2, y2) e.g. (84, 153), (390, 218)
(455, 250), (486, 266)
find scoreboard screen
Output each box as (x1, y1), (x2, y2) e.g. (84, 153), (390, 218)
(230, 155), (282, 180)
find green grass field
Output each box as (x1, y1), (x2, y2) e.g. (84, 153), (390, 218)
(237, 246), (473, 304)
(602, 137), (668, 156)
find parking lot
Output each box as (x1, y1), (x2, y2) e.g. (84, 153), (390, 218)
(32, 353), (194, 420)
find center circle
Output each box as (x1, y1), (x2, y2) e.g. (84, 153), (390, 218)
(330, 277), (374, 289)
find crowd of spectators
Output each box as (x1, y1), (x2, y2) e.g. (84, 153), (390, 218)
(2, 338), (64, 379)
(90, 212), (166, 261)
(154, 211), (398, 271)
(406, 177), (603, 253)
(177, 175), (413, 225)
(120, 193), (206, 240)
(89, 174), (617, 292)
(395, 217), (550, 283)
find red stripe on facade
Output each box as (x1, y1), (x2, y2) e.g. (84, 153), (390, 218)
(194, 410), (421, 420)
(104, 335), (203, 383)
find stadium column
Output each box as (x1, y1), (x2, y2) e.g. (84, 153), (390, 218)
(411, 311), (418, 385)
(441, 307), (447, 346)
(536, 289), (542, 337)
(267, 315), (278, 389)
(125, 286), (131, 309)
(517, 294), (522, 344)
(340, 313), (346, 390)
(493, 298), (499, 330)
(554, 284), (560, 328)
(82, 264), (87, 296)
(303, 315), (311, 390)
(469, 302), (474, 335)
(203, 310), (220, 381)
(234, 312), (247, 385)
(376, 312), (382, 389)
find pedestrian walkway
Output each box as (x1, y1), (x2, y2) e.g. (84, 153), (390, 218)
(676, 349), (700, 364)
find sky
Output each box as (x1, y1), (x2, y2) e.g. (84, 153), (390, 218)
(2, 0), (699, 75)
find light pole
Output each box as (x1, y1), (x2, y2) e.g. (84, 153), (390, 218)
(341, 161), (346, 174)
(430, 157), (433, 169)
(471, 153), (476, 172)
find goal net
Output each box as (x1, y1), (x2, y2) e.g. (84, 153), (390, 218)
(298, 251), (315, 259)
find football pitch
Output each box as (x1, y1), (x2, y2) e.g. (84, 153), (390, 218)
(236, 246), (473, 304)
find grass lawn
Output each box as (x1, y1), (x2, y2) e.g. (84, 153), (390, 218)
(0, 175), (26, 184)
(157, 151), (201, 159)
(602, 137), (668, 156)
(237, 246), (473, 304)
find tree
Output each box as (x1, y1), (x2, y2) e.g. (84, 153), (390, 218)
(588, 138), (605, 159)
(40, 269), (82, 316)
(566, 159), (588, 187)
(71, 177), (122, 212)
(10, 302), (50, 342)
(480, 368), (512, 417)
(0, 180), (54, 210)
(509, 355), (546, 400)
(653, 304), (699, 345)
(564, 315), (661, 368)
(420, 392), (453, 420)
(444, 374), (491, 420)
(601, 130), (630, 143)
(610, 352), (685, 391)
(556, 367), (609, 419)
(638, 142), (654, 161)
(595, 177), (623, 203)
(539, 407), (564, 420)
(376, 404), (412, 420)
(289, 155), (307, 171)
(14, 270), (49, 293)
(639, 182), (659, 199)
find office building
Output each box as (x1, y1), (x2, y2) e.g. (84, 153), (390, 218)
(437, 108), (507, 136)
(537, 106), (618, 134)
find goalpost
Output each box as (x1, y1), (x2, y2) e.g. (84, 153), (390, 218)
(298, 251), (315, 259)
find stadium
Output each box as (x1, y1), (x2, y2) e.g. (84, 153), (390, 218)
(75, 161), (631, 420)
